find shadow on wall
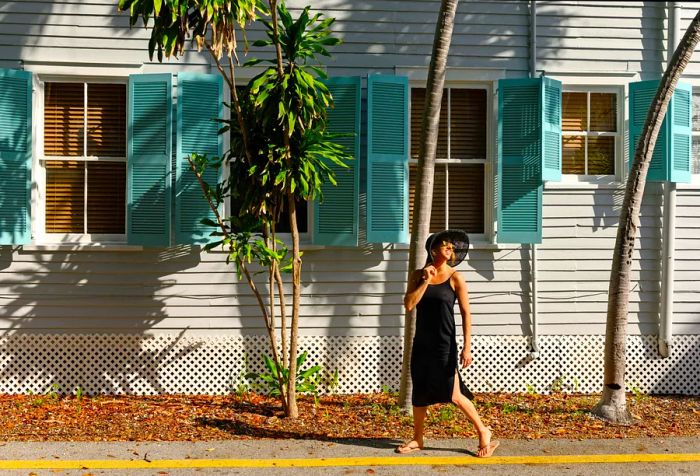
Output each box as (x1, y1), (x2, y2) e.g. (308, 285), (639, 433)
(0, 242), (205, 395)
(632, 335), (700, 394)
(3, 0), (673, 396)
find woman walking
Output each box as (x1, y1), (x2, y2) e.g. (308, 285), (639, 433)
(397, 230), (498, 457)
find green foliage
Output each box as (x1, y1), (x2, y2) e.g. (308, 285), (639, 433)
(525, 383), (536, 395)
(117, 0), (267, 61)
(46, 383), (60, 399)
(246, 351), (323, 401)
(120, 0), (350, 418)
(223, 3), (352, 231)
(325, 368), (339, 393)
(550, 375), (580, 393)
(628, 383), (647, 403)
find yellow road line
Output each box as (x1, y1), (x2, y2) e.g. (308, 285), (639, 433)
(0, 453), (699, 469)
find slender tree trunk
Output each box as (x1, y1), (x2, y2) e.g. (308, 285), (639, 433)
(592, 9), (700, 424)
(269, 0), (300, 419)
(398, 0), (459, 412)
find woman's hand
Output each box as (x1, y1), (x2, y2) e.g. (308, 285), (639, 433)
(422, 265), (438, 282)
(460, 348), (473, 368)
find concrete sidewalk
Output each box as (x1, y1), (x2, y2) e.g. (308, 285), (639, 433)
(0, 436), (698, 475)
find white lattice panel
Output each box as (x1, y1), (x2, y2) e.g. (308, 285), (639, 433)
(0, 334), (697, 395)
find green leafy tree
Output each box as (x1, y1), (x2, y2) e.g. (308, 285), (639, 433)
(117, 0), (348, 418)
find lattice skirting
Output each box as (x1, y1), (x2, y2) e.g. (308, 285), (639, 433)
(0, 334), (697, 395)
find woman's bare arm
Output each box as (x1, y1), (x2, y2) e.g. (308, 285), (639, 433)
(453, 272), (473, 367)
(404, 269), (431, 312)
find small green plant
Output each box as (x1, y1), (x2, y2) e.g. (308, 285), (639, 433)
(427, 404), (456, 424)
(325, 368), (340, 394)
(26, 389), (44, 407)
(246, 351), (323, 403)
(525, 383), (536, 395)
(231, 353), (252, 397)
(550, 375), (580, 393)
(628, 383), (647, 402)
(502, 403), (519, 414)
(74, 386), (84, 401)
(380, 384), (398, 397)
(45, 383), (60, 399)
(550, 377), (563, 393)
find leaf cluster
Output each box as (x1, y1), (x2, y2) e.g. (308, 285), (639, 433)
(117, 0), (267, 61)
(222, 2), (352, 230)
(245, 351), (323, 398)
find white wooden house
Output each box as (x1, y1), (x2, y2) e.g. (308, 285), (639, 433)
(0, 0), (698, 395)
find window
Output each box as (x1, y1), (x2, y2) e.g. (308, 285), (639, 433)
(692, 90), (700, 174)
(42, 82), (126, 237)
(562, 90), (619, 175)
(409, 87), (486, 234)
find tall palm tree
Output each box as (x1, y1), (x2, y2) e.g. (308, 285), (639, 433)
(593, 8), (700, 424)
(399, 0), (459, 411)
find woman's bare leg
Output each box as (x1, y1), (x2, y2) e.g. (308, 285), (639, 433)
(451, 372), (498, 456)
(396, 406), (427, 453)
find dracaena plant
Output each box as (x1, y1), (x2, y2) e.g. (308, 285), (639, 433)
(118, 0), (350, 419)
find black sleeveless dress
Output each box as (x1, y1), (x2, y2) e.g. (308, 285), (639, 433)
(410, 275), (473, 406)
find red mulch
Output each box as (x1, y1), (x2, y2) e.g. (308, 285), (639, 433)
(0, 392), (698, 441)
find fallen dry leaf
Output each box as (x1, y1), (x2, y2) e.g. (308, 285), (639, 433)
(0, 393), (697, 442)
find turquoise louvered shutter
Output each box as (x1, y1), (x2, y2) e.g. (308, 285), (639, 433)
(367, 75), (409, 244)
(313, 76), (361, 246)
(176, 72), (223, 245)
(629, 80), (668, 182)
(497, 78), (544, 244)
(629, 80), (692, 183)
(0, 69), (32, 245)
(542, 77), (562, 182)
(670, 82), (691, 183)
(127, 74), (172, 246)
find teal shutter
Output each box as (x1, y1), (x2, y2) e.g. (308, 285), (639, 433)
(176, 72), (223, 245)
(628, 79), (692, 183)
(629, 80), (668, 181)
(497, 78), (544, 244)
(0, 69), (32, 245)
(367, 74), (409, 244)
(127, 74), (172, 246)
(542, 77), (562, 182)
(670, 82), (692, 183)
(313, 76), (360, 246)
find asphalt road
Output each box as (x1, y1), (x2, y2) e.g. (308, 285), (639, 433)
(0, 436), (697, 475)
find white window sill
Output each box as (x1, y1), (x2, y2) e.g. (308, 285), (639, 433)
(23, 243), (143, 252)
(393, 240), (514, 251)
(545, 177), (623, 190)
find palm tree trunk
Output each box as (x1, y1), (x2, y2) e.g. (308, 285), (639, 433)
(398, 0), (459, 412)
(593, 8), (700, 424)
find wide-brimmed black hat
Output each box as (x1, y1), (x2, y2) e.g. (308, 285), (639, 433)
(425, 229), (470, 266)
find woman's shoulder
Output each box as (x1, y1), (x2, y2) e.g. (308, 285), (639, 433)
(450, 268), (467, 284)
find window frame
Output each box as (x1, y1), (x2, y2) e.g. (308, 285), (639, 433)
(689, 87), (700, 186)
(408, 81), (493, 243)
(560, 85), (623, 184)
(34, 75), (129, 244)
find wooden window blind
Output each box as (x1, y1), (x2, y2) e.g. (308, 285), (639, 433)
(562, 91), (618, 175)
(409, 87), (486, 233)
(87, 162), (126, 233)
(44, 83), (84, 156)
(409, 163), (484, 234)
(87, 84), (126, 157)
(45, 160), (84, 233)
(450, 89), (487, 160)
(43, 82), (127, 235)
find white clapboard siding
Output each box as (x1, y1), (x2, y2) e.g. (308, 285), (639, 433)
(0, 0), (698, 340)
